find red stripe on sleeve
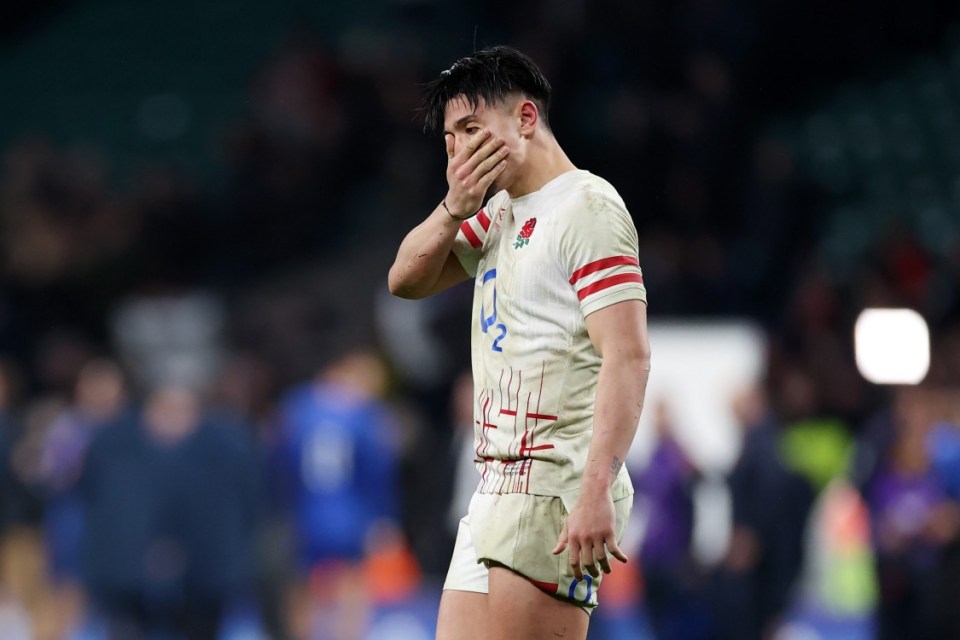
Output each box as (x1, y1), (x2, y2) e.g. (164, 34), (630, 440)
(460, 221), (482, 249)
(477, 209), (491, 231)
(569, 255), (640, 284)
(576, 273), (644, 300)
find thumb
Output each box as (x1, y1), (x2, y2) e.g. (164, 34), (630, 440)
(552, 522), (568, 556)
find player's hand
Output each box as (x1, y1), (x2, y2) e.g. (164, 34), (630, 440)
(443, 129), (509, 219)
(552, 492), (628, 580)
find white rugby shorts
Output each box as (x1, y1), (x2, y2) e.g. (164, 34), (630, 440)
(443, 491), (632, 611)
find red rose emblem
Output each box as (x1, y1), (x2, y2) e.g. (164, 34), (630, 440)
(519, 218), (537, 239)
(514, 217), (537, 249)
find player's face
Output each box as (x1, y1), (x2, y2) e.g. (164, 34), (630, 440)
(443, 96), (525, 192)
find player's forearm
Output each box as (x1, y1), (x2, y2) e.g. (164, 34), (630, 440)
(581, 347), (650, 496)
(388, 203), (462, 298)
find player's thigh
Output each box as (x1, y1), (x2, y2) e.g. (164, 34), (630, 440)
(436, 589), (488, 640)
(487, 566), (589, 640)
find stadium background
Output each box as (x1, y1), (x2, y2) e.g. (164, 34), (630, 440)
(2, 0), (960, 638)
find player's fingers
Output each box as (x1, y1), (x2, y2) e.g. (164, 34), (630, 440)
(581, 544), (599, 579)
(445, 134), (455, 160)
(595, 542), (612, 575)
(598, 556), (612, 575)
(462, 136), (504, 172)
(476, 159), (508, 191)
(552, 523), (568, 555)
(606, 537), (629, 564)
(568, 540), (583, 581)
(472, 144), (509, 179)
(458, 137), (503, 178)
(571, 564), (583, 581)
(458, 129), (491, 161)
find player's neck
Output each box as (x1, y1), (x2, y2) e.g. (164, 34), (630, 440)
(506, 136), (576, 199)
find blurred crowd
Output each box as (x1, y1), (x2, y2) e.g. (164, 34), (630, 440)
(3, 0), (960, 638)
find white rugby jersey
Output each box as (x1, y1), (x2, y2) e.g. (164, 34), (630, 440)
(452, 169), (647, 504)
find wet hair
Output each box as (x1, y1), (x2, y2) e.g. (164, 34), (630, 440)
(421, 45), (552, 134)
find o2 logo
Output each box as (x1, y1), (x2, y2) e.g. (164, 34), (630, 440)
(480, 269), (507, 352)
(568, 575), (593, 604)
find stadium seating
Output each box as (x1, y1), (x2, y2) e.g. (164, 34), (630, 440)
(778, 24), (960, 270)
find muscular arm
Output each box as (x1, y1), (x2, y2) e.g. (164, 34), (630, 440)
(554, 299), (651, 578)
(582, 299), (651, 499)
(388, 128), (508, 299)
(387, 207), (470, 299)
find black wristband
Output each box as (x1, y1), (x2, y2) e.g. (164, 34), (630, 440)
(442, 200), (471, 221)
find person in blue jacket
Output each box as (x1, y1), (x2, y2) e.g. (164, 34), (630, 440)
(275, 348), (403, 640)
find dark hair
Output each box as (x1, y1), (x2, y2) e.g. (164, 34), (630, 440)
(421, 45), (552, 134)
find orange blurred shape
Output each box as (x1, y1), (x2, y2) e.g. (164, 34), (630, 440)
(599, 562), (642, 608)
(362, 541), (422, 605)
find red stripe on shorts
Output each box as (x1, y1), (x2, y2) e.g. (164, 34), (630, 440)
(528, 578), (560, 594)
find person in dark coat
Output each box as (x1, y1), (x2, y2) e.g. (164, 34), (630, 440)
(713, 385), (814, 640)
(80, 386), (259, 639)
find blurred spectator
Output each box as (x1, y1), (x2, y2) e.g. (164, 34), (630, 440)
(274, 348), (409, 640)
(713, 385), (814, 640)
(2, 392), (65, 640)
(0, 140), (129, 290)
(39, 359), (128, 579)
(34, 359), (128, 636)
(636, 401), (712, 640)
(861, 388), (960, 640)
(924, 415), (960, 637)
(80, 386), (259, 639)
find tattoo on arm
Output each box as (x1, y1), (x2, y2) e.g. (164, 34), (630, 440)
(610, 456), (623, 477)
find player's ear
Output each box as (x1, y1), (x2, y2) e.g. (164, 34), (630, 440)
(518, 100), (538, 136)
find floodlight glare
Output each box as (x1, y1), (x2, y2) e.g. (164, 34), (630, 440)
(854, 308), (930, 385)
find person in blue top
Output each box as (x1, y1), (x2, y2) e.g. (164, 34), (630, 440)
(275, 348), (402, 640)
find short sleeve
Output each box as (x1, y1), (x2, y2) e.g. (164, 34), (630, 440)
(558, 186), (647, 317)
(451, 191), (506, 278)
